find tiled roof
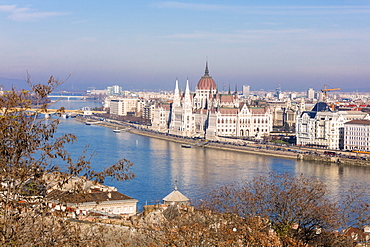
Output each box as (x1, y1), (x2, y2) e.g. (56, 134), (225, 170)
(219, 108), (238, 114)
(197, 75), (217, 90)
(47, 190), (135, 204)
(250, 108), (266, 114)
(345, 120), (370, 125)
(219, 94), (234, 103)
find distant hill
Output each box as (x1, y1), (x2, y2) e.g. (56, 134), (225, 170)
(0, 77), (29, 90)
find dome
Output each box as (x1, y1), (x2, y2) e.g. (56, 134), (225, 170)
(196, 62), (217, 90)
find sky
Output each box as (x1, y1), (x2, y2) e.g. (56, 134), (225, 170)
(0, 1), (369, 92)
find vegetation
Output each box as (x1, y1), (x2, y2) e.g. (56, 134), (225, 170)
(0, 77), (134, 246)
(1, 79), (369, 246)
(137, 172), (370, 246)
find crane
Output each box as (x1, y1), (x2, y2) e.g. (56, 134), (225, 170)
(321, 85), (340, 100)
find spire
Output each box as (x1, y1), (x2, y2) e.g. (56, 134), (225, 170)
(174, 78), (179, 94)
(234, 84), (239, 99)
(184, 78), (192, 107)
(174, 180), (178, 191)
(173, 78), (180, 106)
(228, 83), (231, 95)
(204, 61), (209, 76)
(185, 79), (190, 96)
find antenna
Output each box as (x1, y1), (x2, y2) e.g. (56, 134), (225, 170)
(174, 179), (178, 190)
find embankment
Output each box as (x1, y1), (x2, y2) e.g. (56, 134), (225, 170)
(76, 117), (370, 166)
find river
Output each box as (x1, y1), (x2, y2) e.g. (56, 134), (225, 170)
(52, 100), (370, 210)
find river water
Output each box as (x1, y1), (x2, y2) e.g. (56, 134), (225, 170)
(52, 100), (370, 210)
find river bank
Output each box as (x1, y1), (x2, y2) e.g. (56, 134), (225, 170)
(75, 116), (370, 166)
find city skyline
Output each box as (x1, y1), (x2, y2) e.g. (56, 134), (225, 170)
(1, 1), (369, 91)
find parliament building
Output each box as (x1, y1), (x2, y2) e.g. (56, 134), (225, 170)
(151, 63), (273, 141)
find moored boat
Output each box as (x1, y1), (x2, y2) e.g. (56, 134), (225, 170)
(85, 120), (99, 125)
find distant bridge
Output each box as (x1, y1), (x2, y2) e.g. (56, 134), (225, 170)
(35, 108), (105, 114)
(8, 107), (105, 116)
(48, 95), (85, 100)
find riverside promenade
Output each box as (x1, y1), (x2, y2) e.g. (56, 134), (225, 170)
(76, 116), (370, 166)
(129, 128), (298, 160)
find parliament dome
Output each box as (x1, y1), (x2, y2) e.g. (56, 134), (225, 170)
(196, 62), (217, 90)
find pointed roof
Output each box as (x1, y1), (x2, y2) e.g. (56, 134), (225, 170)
(312, 102), (331, 112)
(163, 189), (189, 203)
(301, 102), (332, 118)
(196, 61), (217, 90)
(205, 61), (210, 76)
(185, 79), (190, 96)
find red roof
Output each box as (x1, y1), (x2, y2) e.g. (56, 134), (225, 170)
(345, 120), (370, 125)
(219, 108), (238, 114)
(250, 108), (267, 114)
(197, 75), (217, 90)
(219, 94), (234, 103)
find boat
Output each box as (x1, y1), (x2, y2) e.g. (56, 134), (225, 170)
(85, 120), (99, 125)
(181, 144), (191, 148)
(113, 129), (121, 133)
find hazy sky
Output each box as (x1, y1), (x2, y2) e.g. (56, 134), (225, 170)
(1, 1), (369, 92)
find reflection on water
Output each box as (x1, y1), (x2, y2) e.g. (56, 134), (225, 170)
(53, 100), (370, 210)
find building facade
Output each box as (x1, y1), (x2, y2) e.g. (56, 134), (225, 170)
(243, 85), (250, 98)
(344, 120), (370, 152)
(107, 85), (123, 96)
(108, 97), (145, 117)
(296, 102), (369, 150)
(151, 63), (273, 140)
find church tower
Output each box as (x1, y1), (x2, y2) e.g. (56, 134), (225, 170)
(193, 61), (217, 110)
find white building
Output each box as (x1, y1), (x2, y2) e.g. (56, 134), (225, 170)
(107, 85), (123, 96)
(45, 175), (138, 217)
(48, 190), (138, 217)
(307, 88), (315, 100)
(152, 62), (273, 140)
(108, 97), (144, 116)
(344, 120), (370, 152)
(151, 103), (171, 132)
(163, 187), (190, 206)
(143, 103), (156, 121)
(243, 85), (250, 98)
(296, 102), (369, 150)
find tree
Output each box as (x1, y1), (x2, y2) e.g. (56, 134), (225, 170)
(137, 206), (282, 246)
(200, 172), (361, 246)
(129, 174), (368, 246)
(0, 76), (134, 245)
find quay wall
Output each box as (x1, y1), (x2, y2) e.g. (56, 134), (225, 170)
(75, 117), (370, 167)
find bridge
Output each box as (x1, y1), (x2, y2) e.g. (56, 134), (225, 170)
(48, 95), (85, 100)
(6, 108), (105, 117)
(34, 108), (105, 114)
